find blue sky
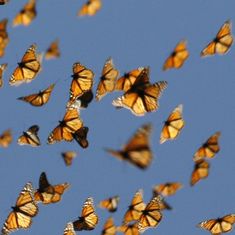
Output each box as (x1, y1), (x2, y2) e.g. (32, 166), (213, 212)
(0, 0), (235, 235)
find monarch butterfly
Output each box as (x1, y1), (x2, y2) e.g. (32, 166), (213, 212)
(18, 83), (55, 106)
(34, 172), (70, 204)
(9, 44), (42, 86)
(190, 159), (210, 186)
(17, 125), (40, 147)
(193, 132), (221, 161)
(70, 62), (94, 102)
(13, 0), (36, 27)
(0, 63), (7, 87)
(72, 126), (89, 148)
(123, 189), (146, 224)
(0, 129), (12, 148)
(99, 196), (120, 213)
(153, 182), (183, 197)
(117, 222), (139, 235)
(201, 20), (233, 57)
(47, 108), (83, 144)
(162, 40), (189, 70)
(45, 39), (60, 60)
(151, 192), (172, 210)
(1, 182), (39, 235)
(96, 57), (119, 101)
(78, 0), (102, 17)
(138, 196), (163, 232)
(61, 151), (77, 166)
(101, 217), (116, 235)
(72, 197), (99, 231)
(0, 19), (9, 57)
(197, 214), (235, 235)
(63, 222), (76, 235)
(160, 104), (185, 144)
(0, 0), (9, 5)
(105, 123), (153, 169)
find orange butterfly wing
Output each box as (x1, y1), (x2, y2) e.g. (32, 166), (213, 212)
(45, 40), (60, 60)
(17, 125), (40, 147)
(101, 217), (116, 235)
(99, 196), (120, 212)
(153, 182), (183, 197)
(62, 151), (77, 166)
(78, 0), (102, 16)
(64, 222), (76, 235)
(0, 19), (9, 57)
(0, 129), (12, 148)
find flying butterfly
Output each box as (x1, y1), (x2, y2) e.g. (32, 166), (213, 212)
(61, 151), (77, 166)
(17, 125), (40, 147)
(117, 222), (139, 235)
(0, 19), (9, 57)
(160, 104), (185, 144)
(99, 196), (120, 213)
(9, 44), (42, 86)
(153, 182), (183, 197)
(1, 182), (39, 235)
(72, 126), (89, 148)
(72, 197), (99, 231)
(63, 222), (76, 235)
(96, 57), (119, 101)
(163, 40), (189, 70)
(34, 172), (70, 204)
(0, 0), (9, 5)
(0, 63), (7, 87)
(197, 214), (235, 235)
(45, 39), (60, 60)
(151, 192), (172, 210)
(18, 83), (55, 106)
(193, 132), (221, 161)
(101, 217), (116, 235)
(0, 129), (12, 148)
(105, 123), (153, 169)
(78, 0), (102, 17)
(13, 0), (36, 27)
(201, 20), (233, 56)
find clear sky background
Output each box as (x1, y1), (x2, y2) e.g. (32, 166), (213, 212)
(0, 1), (235, 235)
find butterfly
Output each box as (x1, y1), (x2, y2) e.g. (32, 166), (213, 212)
(0, 63), (7, 87)
(99, 196), (120, 213)
(72, 197), (99, 231)
(151, 192), (172, 210)
(70, 62), (94, 102)
(105, 123), (153, 169)
(47, 108), (83, 144)
(201, 20), (233, 57)
(160, 104), (185, 144)
(190, 159), (210, 186)
(0, 0), (9, 5)
(34, 172), (70, 204)
(123, 189), (146, 224)
(72, 126), (89, 148)
(1, 182), (39, 235)
(18, 83), (55, 106)
(197, 214), (235, 235)
(96, 57), (119, 101)
(0, 129), (12, 148)
(0, 19), (9, 57)
(163, 40), (189, 70)
(61, 151), (77, 166)
(193, 132), (221, 161)
(17, 125), (40, 147)
(153, 182), (183, 197)
(13, 0), (36, 27)
(9, 44), (42, 86)
(117, 222), (139, 235)
(45, 39), (60, 60)
(78, 0), (102, 17)
(63, 222), (76, 235)
(101, 217), (116, 235)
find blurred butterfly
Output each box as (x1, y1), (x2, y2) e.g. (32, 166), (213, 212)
(0, 129), (12, 148)
(78, 0), (102, 17)
(72, 197), (99, 231)
(151, 192), (172, 210)
(193, 132), (221, 161)
(1, 182), (39, 235)
(61, 151), (77, 166)
(138, 196), (163, 232)
(101, 217), (116, 235)
(201, 20), (233, 57)
(18, 83), (55, 106)
(17, 125), (40, 147)
(117, 222), (139, 235)
(47, 108), (83, 144)
(0, 19), (9, 57)
(9, 44), (42, 86)
(45, 39), (60, 60)
(72, 126), (89, 148)
(160, 104), (185, 144)
(13, 0), (36, 27)
(99, 196), (120, 213)
(0, 0), (9, 5)
(96, 57), (119, 101)
(63, 222), (76, 235)
(190, 159), (210, 186)
(153, 182), (183, 197)
(0, 63), (7, 87)
(105, 123), (153, 169)
(70, 62), (94, 102)
(197, 214), (235, 235)
(163, 40), (189, 70)
(34, 172), (70, 204)
(123, 189), (146, 224)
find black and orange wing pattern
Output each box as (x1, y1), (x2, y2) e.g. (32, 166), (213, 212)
(45, 39), (60, 60)
(0, 0), (9, 5)
(63, 222), (76, 235)
(61, 151), (77, 166)
(17, 125), (40, 147)
(0, 19), (9, 57)
(0, 63), (7, 87)
(101, 217), (116, 235)
(153, 182), (183, 197)
(151, 192), (172, 210)
(78, 0), (102, 17)
(0, 129), (12, 148)
(99, 196), (120, 213)
(117, 223), (139, 235)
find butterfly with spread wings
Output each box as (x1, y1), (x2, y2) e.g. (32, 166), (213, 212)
(9, 44), (42, 86)
(0, 129), (12, 148)
(99, 196), (120, 213)
(0, 63), (7, 87)
(78, 0), (102, 17)
(61, 151), (77, 166)
(63, 222), (76, 235)
(118, 222), (139, 235)
(17, 125), (40, 147)
(45, 39), (60, 60)
(105, 123), (153, 169)
(1, 182), (39, 235)
(153, 182), (183, 197)
(101, 217), (116, 235)
(0, 19), (9, 57)
(201, 20), (233, 57)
